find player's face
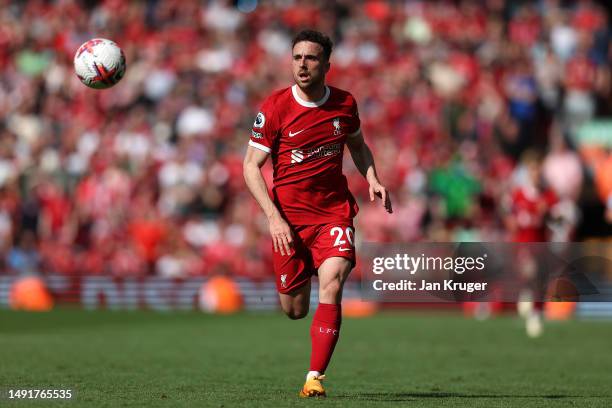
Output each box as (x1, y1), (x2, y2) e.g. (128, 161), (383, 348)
(292, 41), (330, 90)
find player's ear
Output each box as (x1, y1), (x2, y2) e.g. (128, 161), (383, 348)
(324, 61), (331, 73)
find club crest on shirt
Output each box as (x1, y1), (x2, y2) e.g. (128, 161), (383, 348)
(280, 274), (287, 288)
(254, 112), (265, 128)
(333, 117), (342, 135)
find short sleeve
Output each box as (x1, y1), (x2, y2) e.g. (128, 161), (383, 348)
(346, 95), (361, 137)
(249, 98), (278, 154)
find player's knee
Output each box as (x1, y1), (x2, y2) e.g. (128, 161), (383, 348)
(280, 302), (309, 319)
(285, 308), (308, 320)
(320, 278), (343, 298)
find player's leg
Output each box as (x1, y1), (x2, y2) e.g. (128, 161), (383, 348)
(279, 281), (311, 320)
(301, 222), (356, 397)
(318, 256), (352, 304)
(516, 247), (544, 338)
(273, 224), (315, 320)
(300, 256), (352, 397)
(311, 256), (352, 370)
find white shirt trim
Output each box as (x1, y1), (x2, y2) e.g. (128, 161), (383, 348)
(291, 85), (330, 107)
(248, 140), (271, 153)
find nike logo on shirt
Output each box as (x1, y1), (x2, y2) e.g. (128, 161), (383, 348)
(288, 129), (305, 137)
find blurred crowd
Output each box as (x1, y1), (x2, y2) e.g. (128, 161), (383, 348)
(0, 0), (611, 279)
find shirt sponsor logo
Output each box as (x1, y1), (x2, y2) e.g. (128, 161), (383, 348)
(291, 149), (304, 164)
(253, 112), (265, 128)
(251, 130), (263, 139)
(290, 143), (342, 165)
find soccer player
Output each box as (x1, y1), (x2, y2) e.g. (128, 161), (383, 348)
(505, 151), (557, 338)
(243, 30), (392, 397)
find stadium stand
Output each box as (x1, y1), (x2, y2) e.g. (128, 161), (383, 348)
(0, 0), (610, 285)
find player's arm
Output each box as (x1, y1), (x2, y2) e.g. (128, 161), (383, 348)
(346, 130), (393, 213)
(243, 146), (294, 255)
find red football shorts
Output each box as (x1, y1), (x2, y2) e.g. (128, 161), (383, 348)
(273, 222), (356, 294)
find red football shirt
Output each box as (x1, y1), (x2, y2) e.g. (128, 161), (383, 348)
(249, 85), (361, 226)
(509, 187), (557, 242)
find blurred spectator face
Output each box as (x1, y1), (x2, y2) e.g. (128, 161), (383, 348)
(522, 154), (543, 188)
(292, 41), (330, 91)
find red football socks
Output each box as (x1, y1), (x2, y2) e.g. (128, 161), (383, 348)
(309, 303), (342, 374)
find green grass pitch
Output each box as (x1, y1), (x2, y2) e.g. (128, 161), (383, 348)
(1, 309), (611, 407)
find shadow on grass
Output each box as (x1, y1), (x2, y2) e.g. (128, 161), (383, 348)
(333, 392), (583, 402)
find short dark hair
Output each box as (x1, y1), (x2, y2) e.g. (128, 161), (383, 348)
(291, 30), (333, 61)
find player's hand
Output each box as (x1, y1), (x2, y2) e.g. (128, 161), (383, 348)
(369, 181), (393, 213)
(269, 213), (294, 256)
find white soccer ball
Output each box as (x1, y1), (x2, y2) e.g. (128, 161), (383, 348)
(74, 38), (126, 89)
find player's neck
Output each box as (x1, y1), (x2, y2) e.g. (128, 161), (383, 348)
(295, 83), (326, 103)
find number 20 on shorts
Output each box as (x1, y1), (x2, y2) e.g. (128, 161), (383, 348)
(330, 226), (354, 251)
